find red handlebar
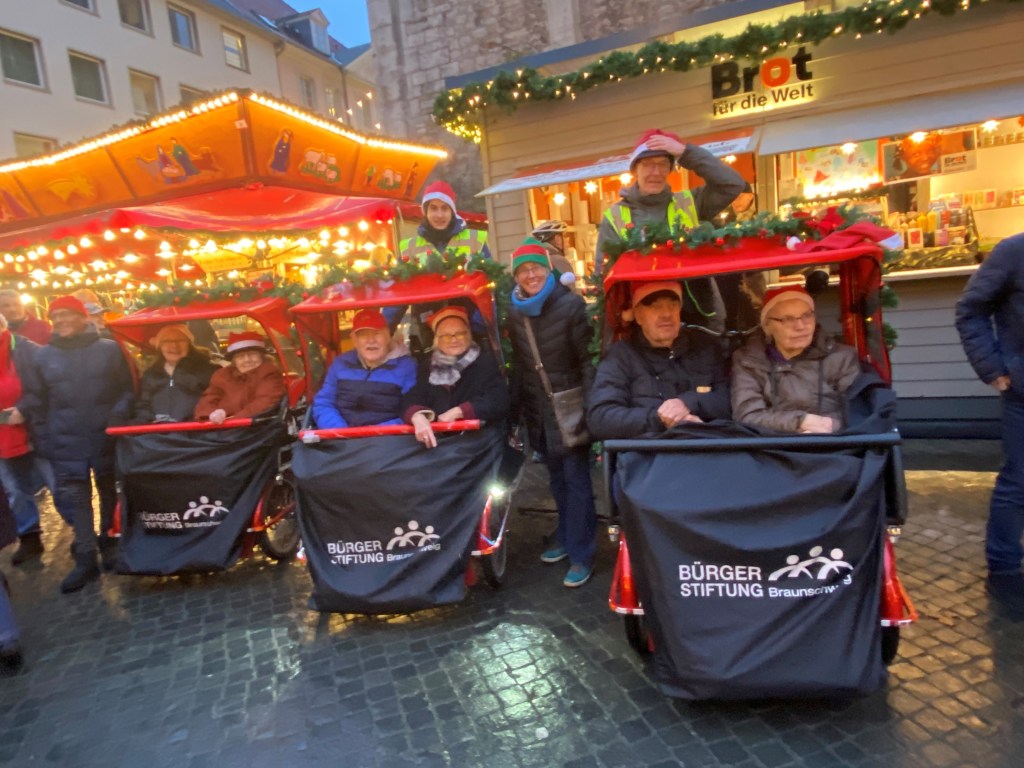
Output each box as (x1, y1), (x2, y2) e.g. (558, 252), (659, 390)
(300, 419), (481, 442)
(106, 418), (256, 435)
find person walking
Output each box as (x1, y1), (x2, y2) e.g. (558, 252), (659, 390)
(955, 232), (1024, 612)
(505, 241), (597, 587)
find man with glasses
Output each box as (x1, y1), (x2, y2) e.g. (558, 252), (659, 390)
(730, 286), (861, 433)
(595, 129), (746, 278)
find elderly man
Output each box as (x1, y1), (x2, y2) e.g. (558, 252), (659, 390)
(0, 289), (51, 345)
(595, 129), (746, 277)
(587, 281), (731, 440)
(19, 295), (134, 593)
(312, 309), (417, 428)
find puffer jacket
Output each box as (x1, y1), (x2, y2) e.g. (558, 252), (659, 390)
(19, 328), (134, 475)
(730, 327), (862, 433)
(312, 346), (416, 428)
(506, 283), (594, 455)
(194, 359), (286, 421)
(587, 326), (730, 440)
(134, 350), (220, 423)
(955, 232), (1024, 390)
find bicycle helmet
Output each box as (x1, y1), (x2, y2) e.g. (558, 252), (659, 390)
(531, 220), (568, 242)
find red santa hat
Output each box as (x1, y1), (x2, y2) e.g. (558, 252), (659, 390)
(428, 305), (470, 333)
(421, 181), (457, 214)
(351, 308), (388, 333)
(759, 286), (816, 332)
(48, 295), (88, 317)
(226, 331), (268, 357)
(629, 129), (683, 170)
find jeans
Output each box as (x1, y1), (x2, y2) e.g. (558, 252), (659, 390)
(987, 390), (1024, 574)
(544, 443), (597, 567)
(0, 571), (19, 650)
(53, 471), (117, 555)
(0, 454), (49, 537)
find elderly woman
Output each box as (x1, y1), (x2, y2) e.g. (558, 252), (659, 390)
(134, 324), (219, 423)
(731, 285), (862, 434)
(194, 331), (286, 424)
(404, 306), (509, 448)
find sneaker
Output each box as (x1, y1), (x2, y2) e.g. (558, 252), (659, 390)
(540, 545), (568, 564)
(987, 572), (1024, 615)
(563, 563), (592, 588)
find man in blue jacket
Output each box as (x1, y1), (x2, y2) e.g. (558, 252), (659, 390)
(20, 295), (134, 593)
(956, 232), (1024, 612)
(313, 309), (416, 428)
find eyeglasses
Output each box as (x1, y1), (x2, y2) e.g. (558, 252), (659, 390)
(436, 331), (470, 343)
(636, 158), (673, 173)
(768, 310), (815, 328)
(516, 264), (548, 276)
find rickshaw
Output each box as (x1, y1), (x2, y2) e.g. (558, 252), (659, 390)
(600, 235), (917, 700)
(290, 270), (522, 614)
(104, 296), (307, 575)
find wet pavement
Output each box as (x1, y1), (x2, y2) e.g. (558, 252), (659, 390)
(2, 440), (1023, 768)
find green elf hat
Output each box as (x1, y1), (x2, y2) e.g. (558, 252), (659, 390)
(511, 238), (553, 274)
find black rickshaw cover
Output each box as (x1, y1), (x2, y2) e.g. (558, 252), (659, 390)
(115, 422), (286, 575)
(294, 426), (503, 614)
(617, 420), (889, 700)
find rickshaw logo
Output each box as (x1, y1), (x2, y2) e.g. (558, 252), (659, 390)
(180, 496), (230, 528)
(387, 521), (440, 550)
(768, 546), (852, 581)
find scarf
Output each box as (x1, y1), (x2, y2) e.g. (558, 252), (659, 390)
(510, 272), (556, 317)
(418, 217), (466, 250)
(429, 342), (480, 386)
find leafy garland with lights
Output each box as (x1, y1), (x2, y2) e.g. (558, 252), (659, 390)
(781, 184), (895, 208)
(432, 0), (1013, 141)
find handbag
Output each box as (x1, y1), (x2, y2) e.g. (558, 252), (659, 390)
(521, 318), (592, 448)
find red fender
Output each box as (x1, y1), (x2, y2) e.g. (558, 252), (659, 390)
(881, 535), (918, 626)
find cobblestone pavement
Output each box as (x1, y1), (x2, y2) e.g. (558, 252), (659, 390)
(1, 441), (1022, 768)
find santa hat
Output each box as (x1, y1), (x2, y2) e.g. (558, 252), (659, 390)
(511, 241), (552, 274)
(48, 295), (87, 317)
(759, 286), (815, 332)
(151, 323), (195, 347)
(632, 281), (683, 306)
(421, 180), (457, 214)
(225, 331), (268, 357)
(629, 129), (683, 170)
(352, 308), (388, 333)
(428, 305), (469, 332)
(790, 221), (904, 254)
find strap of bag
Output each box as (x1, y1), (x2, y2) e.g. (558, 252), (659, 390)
(521, 318), (554, 400)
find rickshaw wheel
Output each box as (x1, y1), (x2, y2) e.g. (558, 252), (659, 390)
(258, 480), (300, 561)
(624, 614), (653, 657)
(881, 626), (900, 665)
(480, 499), (509, 589)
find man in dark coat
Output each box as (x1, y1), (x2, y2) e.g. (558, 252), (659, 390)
(0, 290), (51, 346)
(20, 295), (134, 593)
(588, 281), (731, 440)
(955, 232), (1024, 612)
(506, 241), (597, 588)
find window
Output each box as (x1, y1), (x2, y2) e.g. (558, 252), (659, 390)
(311, 22), (330, 55)
(61, 0), (95, 10)
(13, 133), (57, 158)
(168, 5), (198, 52)
(179, 84), (203, 106)
(118, 0), (150, 32)
(221, 28), (247, 70)
(0, 30), (44, 88)
(129, 70), (160, 116)
(299, 76), (316, 109)
(68, 51), (108, 104)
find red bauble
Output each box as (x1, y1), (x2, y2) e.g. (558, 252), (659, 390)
(714, 237), (725, 246)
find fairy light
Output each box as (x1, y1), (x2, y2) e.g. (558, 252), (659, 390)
(357, 221), (369, 232)
(584, 181), (598, 194)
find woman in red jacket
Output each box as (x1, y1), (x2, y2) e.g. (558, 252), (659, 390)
(194, 332), (286, 424)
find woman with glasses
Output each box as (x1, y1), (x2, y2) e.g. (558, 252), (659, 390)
(731, 285), (861, 434)
(404, 306), (508, 450)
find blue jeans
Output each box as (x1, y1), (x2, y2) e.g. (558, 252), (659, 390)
(53, 471), (116, 555)
(0, 454), (50, 537)
(544, 444), (597, 568)
(988, 390), (1024, 574)
(0, 571), (19, 650)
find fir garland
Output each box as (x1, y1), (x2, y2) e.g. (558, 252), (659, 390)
(432, 0), (1013, 141)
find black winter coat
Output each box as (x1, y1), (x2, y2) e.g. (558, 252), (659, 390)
(956, 232), (1024, 390)
(402, 346), (510, 424)
(506, 284), (594, 455)
(20, 329), (134, 475)
(587, 327), (730, 440)
(134, 350), (220, 423)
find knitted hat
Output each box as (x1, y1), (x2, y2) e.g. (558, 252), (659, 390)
(48, 295), (88, 317)
(428, 305), (469, 333)
(629, 129), (683, 170)
(352, 308), (388, 333)
(225, 331), (268, 357)
(151, 323), (195, 347)
(421, 180), (457, 214)
(511, 240), (552, 274)
(631, 281), (683, 307)
(759, 286), (815, 332)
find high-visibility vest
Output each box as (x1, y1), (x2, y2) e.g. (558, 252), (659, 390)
(399, 228), (489, 264)
(602, 191), (699, 238)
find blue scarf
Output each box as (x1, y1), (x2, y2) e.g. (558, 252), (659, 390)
(510, 273), (556, 317)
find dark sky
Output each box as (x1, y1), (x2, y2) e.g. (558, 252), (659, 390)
(288, 1), (370, 47)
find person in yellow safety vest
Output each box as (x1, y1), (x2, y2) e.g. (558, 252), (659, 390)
(399, 180), (491, 264)
(594, 129), (746, 278)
